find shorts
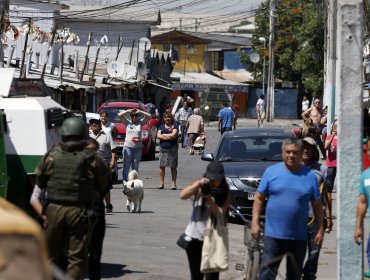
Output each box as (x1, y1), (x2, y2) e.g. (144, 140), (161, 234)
(159, 144), (179, 168)
(258, 111), (265, 120)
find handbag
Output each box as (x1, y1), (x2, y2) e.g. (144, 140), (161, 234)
(200, 207), (229, 273)
(176, 233), (192, 250)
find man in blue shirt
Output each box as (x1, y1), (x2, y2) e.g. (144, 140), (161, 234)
(252, 138), (324, 280)
(217, 102), (235, 135)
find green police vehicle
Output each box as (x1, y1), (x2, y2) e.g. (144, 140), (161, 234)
(0, 69), (66, 211)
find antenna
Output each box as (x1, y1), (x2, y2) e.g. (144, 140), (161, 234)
(122, 64), (136, 80)
(138, 38), (151, 51)
(249, 52), (260, 63)
(106, 60), (124, 78)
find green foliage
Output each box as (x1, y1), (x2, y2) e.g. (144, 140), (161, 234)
(242, 0), (325, 97)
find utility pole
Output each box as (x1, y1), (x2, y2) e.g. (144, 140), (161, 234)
(266, 0), (275, 122)
(325, 0), (337, 131)
(0, 0), (10, 68)
(336, 0), (363, 278)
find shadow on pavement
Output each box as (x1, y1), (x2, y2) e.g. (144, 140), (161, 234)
(101, 263), (147, 278)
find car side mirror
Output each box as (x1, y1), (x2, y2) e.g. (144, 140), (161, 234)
(149, 119), (158, 127)
(201, 153), (214, 161)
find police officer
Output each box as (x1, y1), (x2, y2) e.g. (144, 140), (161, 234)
(36, 117), (111, 280)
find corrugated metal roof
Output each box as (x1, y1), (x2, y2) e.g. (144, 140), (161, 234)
(213, 70), (254, 83)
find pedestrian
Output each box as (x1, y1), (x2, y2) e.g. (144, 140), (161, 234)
(180, 161), (230, 280)
(145, 96), (159, 119)
(99, 111), (118, 138)
(324, 121), (337, 229)
(252, 138), (324, 280)
(232, 104), (239, 130)
(302, 95), (310, 115)
(186, 108), (204, 155)
(256, 94), (266, 128)
(217, 102), (235, 135)
(117, 108), (152, 183)
(85, 138), (109, 280)
(301, 98), (326, 159)
(301, 137), (332, 280)
(355, 137), (370, 278)
(35, 117), (111, 279)
(175, 101), (193, 147)
(89, 117), (116, 213)
(157, 111), (179, 190)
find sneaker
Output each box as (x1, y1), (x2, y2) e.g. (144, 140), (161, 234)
(364, 271), (370, 278)
(105, 203), (113, 213)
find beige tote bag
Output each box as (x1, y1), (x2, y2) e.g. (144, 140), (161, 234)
(200, 207), (229, 273)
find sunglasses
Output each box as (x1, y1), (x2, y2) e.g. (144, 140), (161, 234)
(130, 114), (138, 117)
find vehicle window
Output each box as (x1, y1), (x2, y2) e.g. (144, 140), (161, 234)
(217, 137), (285, 161)
(101, 107), (131, 123)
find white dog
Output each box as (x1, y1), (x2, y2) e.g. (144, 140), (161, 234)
(123, 170), (144, 213)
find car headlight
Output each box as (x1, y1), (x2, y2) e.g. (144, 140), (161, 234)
(142, 130), (149, 138)
(225, 176), (238, 190)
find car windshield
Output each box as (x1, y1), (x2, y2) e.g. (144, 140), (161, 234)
(101, 106), (145, 123)
(216, 136), (285, 162)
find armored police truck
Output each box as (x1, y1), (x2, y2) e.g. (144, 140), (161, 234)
(0, 69), (66, 211)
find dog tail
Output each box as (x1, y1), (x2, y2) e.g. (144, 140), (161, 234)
(128, 170), (139, 181)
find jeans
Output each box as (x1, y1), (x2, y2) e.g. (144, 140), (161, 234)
(367, 233), (370, 268)
(220, 127), (232, 135)
(260, 236), (307, 280)
(185, 239), (219, 280)
(122, 147), (142, 182)
(179, 122), (187, 147)
(302, 221), (322, 280)
(324, 167), (337, 193)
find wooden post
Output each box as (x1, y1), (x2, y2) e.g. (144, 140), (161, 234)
(80, 32), (93, 83)
(41, 29), (56, 79)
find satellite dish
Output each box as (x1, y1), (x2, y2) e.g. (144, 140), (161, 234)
(107, 60), (124, 77)
(249, 52), (260, 63)
(137, 61), (147, 76)
(122, 64), (136, 80)
(138, 38), (151, 51)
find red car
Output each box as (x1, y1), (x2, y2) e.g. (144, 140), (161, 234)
(97, 100), (158, 160)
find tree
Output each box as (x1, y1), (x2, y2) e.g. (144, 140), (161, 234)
(241, 0), (325, 98)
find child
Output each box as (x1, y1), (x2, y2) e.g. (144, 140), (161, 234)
(355, 138), (370, 278)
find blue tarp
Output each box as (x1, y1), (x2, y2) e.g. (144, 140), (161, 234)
(247, 87), (298, 119)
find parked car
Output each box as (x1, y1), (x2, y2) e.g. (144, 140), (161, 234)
(97, 100), (158, 160)
(202, 128), (296, 223)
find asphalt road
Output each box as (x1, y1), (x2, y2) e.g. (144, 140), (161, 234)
(98, 123), (337, 280)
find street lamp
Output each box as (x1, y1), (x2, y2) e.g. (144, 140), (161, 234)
(258, 37), (266, 96)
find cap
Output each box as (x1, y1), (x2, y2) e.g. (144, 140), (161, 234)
(205, 162), (224, 180)
(303, 137), (316, 146)
(89, 117), (101, 124)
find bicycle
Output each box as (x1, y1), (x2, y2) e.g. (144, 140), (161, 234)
(229, 205), (264, 280)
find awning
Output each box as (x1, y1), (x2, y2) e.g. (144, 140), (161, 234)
(212, 69), (254, 83)
(171, 71), (248, 93)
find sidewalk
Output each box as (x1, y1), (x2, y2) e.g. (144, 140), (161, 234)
(206, 117), (302, 130)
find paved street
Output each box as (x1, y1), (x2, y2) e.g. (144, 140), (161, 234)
(98, 119), (337, 280)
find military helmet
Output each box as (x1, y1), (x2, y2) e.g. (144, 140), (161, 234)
(60, 117), (87, 138)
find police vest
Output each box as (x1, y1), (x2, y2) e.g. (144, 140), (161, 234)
(47, 147), (96, 207)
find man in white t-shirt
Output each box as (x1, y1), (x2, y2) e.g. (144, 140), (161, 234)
(302, 95), (310, 114)
(256, 94), (266, 128)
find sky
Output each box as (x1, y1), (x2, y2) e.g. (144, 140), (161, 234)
(65, 0), (265, 32)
